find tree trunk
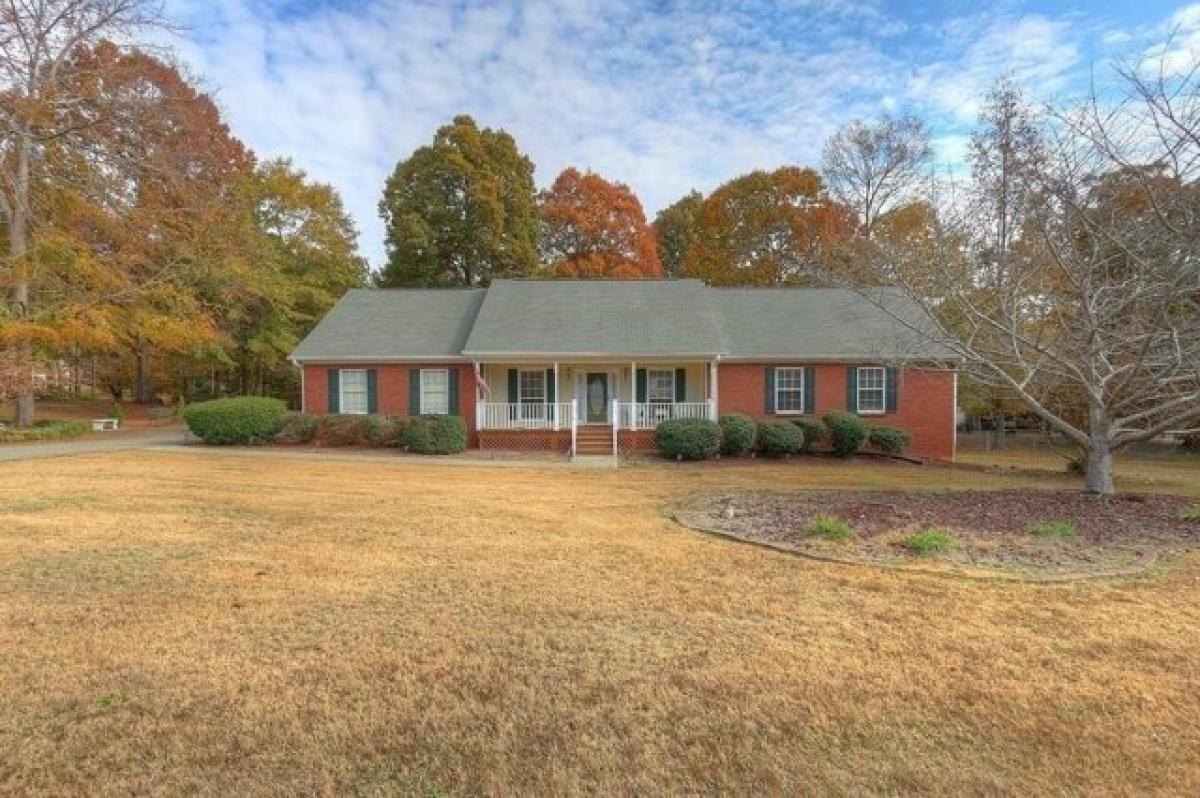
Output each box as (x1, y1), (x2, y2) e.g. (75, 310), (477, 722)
(134, 343), (150, 404)
(1085, 404), (1115, 495)
(10, 130), (34, 427)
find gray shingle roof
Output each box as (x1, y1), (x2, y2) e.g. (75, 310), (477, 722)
(461, 279), (724, 356)
(291, 281), (959, 362)
(290, 288), (485, 361)
(712, 287), (959, 360)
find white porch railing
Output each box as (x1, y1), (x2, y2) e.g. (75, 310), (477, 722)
(478, 402), (576, 431)
(616, 401), (713, 430)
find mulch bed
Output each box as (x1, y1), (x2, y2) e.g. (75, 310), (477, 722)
(673, 490), (1200, 579)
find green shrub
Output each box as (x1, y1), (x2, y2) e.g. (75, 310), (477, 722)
(823, 411), (870, 457)
(807, 515), (854, 541)
(403, 415), (467, 454)
(1027, 520), (1078, 537)
(657, 418), (721, 460)
(718, 413), (757, 456)
(274, 411), (318, 444)
(318, 414), (366, 446)
(110, 401), (125, 424)
(361, 415), (404, 446)
(0, 419), (89, 443)
(757, 420), (803, 457)
(791, 418), (828, 453)
(181, 397), (286, 444)
(868, 426), (912, 455)
(1178, 506), (1200, 523)
(903, 528), (957, 556)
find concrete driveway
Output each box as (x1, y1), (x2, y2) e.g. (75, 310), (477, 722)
(0, 427), (185, 462)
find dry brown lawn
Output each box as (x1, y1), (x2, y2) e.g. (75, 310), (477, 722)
(2, 451), (1199, 796)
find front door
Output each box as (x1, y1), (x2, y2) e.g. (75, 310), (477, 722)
(585, 372), (609, 424)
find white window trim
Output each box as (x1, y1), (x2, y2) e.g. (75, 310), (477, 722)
(774, 366), (805, 415)
(646, 368), (676, 404)
(518, 368), (547, 405)
(339, 368), (369, 416)
(857, 366), (887, 415)
(420, 368), (450, 415)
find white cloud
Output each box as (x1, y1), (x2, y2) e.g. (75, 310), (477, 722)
(157, 1), (1180, 267)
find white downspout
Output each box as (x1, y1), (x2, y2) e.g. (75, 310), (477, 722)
(710, 357), (720, 421)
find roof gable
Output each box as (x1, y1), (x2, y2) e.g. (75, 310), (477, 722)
(461, 279), (725, 356)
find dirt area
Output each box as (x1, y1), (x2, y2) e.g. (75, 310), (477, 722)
(674, 489), (1200, 578)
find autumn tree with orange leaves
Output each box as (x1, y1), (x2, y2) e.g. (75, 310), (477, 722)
(539, 167), (661, 279)
(681, 167), (856, 285)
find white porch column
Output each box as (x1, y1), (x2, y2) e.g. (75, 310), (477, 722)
(473, 361), (483, 430)
(629, 360), (637, 430)
(553, 361), (560, 430)
(709, 359), (719, 421)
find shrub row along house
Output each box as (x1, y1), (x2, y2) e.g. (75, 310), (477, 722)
(290, 279), (959, 459)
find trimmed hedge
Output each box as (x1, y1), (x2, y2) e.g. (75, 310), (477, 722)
(361, 415), (403, 446)
(658, 418), (722, 460)
(757, 420), (803, 457)
(868, 425), (911, 455)
(719, 413), (757, 456)
(317, 414), (367, 446)
(274, 412), (318, 444)
(182, 397), (286, 445)
(823, 410), (869, 458)
(791, 418), (828, 454)
(403, 415), (467, 454)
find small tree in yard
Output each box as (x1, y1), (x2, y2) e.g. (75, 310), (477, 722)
(872, 59), (1200, 494)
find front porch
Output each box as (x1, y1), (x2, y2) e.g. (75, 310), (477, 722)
(472, 360), (719, 455)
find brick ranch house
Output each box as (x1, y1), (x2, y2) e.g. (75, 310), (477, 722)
(290, 279), (960, 459)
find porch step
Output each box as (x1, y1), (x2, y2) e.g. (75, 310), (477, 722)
(575, 426), (615, 455)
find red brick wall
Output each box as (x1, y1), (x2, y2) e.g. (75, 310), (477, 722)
(717, 363), (956, 460)
(302, 363), (478, 444)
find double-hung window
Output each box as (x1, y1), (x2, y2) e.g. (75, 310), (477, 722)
(518, 369), (546, 422)
(775, 367), (805, 413)
(420, 369), (449, 415)
(339, 369), (368, 415)
(857, 367), (886, 414)
(647, 369), (675, 404)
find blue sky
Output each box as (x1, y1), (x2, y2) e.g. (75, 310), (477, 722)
(162, 0), (1199, 265)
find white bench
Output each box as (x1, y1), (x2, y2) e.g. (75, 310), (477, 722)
(91, 418), (120, 432)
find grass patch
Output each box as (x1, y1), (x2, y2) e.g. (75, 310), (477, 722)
(806, 514), (854, 541)
(1, 451), (1198, 795)
(1027, 519), (1079, 538)
(903, 528), (957, 556)
(98, 691), (129, 709)
(1177, 505), (1200, 523)
(0, 419), (89, 443)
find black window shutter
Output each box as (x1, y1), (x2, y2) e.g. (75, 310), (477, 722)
(448, 368), (460, 415)
(366, 369), (378, 414)
(674, 368), (686, 402)
(409, 368), (421, 416)
(507, 369), (518, 403)
(636, 369), (647, 403)
(545, 368), (555, 402)
(327, 369), (340, 414)
(764, 366), (775, 414)
(886, 367), (898, 413)
(804, 367), (815, 414)
(846, 367), (858, 413)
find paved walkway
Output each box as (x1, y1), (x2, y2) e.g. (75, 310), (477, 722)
(0, 428), (186, 462)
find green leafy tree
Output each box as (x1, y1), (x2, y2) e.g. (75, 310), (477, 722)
(378, 115), (539, 286)
(652, 190), (703, 276)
